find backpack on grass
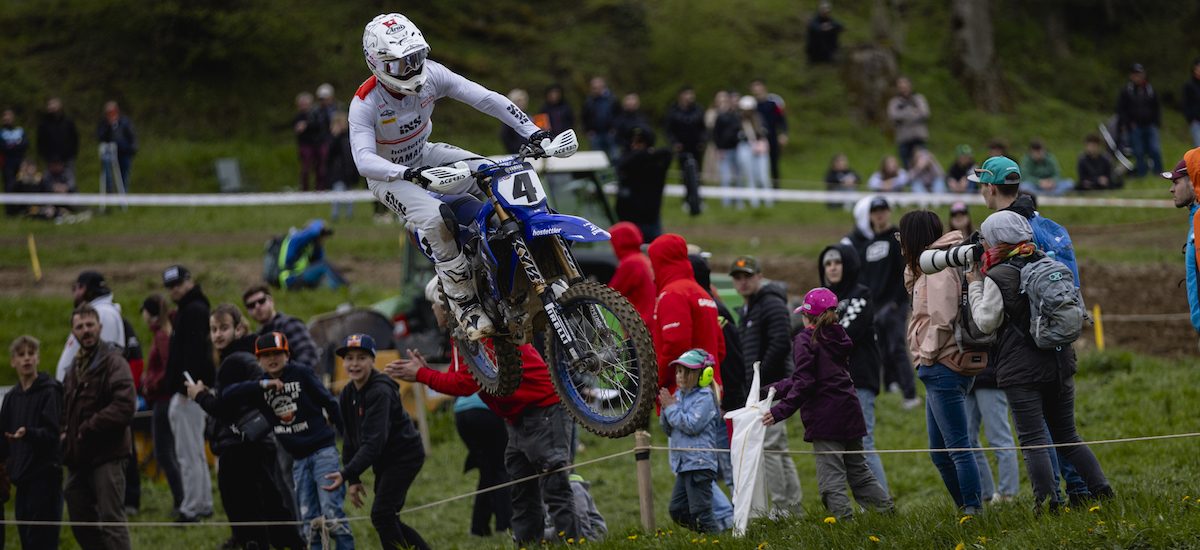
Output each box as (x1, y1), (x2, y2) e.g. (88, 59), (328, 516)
(262, 235), (284, 287)
(1020, 257), (1084, 349)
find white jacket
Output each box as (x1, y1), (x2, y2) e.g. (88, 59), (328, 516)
(55, 293), (125, 381)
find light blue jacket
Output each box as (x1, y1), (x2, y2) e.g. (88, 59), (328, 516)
(660, 386), (719, 474)
(1188, 205), (1200, 333)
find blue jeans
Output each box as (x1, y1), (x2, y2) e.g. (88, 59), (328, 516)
(736, 143), (772, 207)
(917, 364), (982, 510)
(1020, 179), (1075, 197)
(1129, 125), (1164, 177)
(101, 155), (133, 193)
(1047, 423), (1091, 499)
(669, 469), (717, 533)
(717, 149), (742, 208)
(287, 260), (348, 290)
(856, 388), (889, 494)
(330, 180), (353, 220)
(293, 446), (354, 550)
(712, 481), (733, 531)
(1191, 121), (1200, 148)
(966, 388), (1019, 498)
(910, 177), (947, 194)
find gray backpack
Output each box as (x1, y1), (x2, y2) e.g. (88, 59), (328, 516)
(1019, 257), (1083, 349)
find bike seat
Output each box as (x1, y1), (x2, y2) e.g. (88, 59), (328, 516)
(438, 194), (484, 226)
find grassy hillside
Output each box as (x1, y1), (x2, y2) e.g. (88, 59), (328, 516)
(1, 1), (1198, 193)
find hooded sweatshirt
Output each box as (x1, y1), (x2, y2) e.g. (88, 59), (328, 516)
(648, 234), (725, 395)
(194, 334), (265, 455)
(767, 324), (865, 442)
(222, 362), (343, 459)
(0, 373), (63, 483)
(842, 196), (907, 310)
(819, 244), (882, 394)
(905, 231), (967, 373)
(1186, 148), (1200, 333)
(608, 222), (657, 330)
(166, 284), (214, 395)
(416, 343), (560, 421)
(340, 371), (424, 484)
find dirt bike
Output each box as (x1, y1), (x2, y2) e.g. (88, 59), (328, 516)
(415, 130), (655, 438)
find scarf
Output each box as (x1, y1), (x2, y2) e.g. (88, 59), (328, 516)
(981, 242), (1037, 275)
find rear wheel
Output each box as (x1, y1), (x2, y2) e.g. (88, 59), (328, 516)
(544, 281), (656, 438)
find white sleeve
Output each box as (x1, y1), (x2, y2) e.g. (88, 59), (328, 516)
(99, 307), (124, 349)
(56, 336), (78, 381)
(428, 62), (541, 138)
(349, 97), (407, 181)
(968, 278), (1004, 335)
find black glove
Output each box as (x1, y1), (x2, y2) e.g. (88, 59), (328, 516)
(520, 130), (553, 157)
(404, 166), (433, 187)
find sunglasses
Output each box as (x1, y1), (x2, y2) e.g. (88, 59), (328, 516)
(245, 297), (269, 309)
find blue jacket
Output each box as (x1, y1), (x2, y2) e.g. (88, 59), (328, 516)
(660, 385), (719, 474)
(1188, 205), (1200, 333)
(283, 219), (327, 268)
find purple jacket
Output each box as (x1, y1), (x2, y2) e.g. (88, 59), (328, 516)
(767, 324), (866, 442)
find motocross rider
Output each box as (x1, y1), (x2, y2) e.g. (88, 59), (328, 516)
(351, 13), (550, 340)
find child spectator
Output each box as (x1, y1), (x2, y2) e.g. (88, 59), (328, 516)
(867, 155), (908, 192)
(325, 334), (429, 550)
(199, 332), (353, 549)
(1076, 134), (1116, 191)
(764, 288), (894, 519)
(658, 349), (723, 533)
(1020, 140), (1074, 196)
(824, 153), (860, 209)
(945, 144), (976, 193)
(1, 335), (64, 549)
(908, 148), (947, 194)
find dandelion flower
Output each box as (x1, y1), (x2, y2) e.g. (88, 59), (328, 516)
(757, 543), (768, 550)
(977, 536), (988, 544)
(955, 543), (965, 550)
(713, 540), (720, 544)
(567, 538), (575, 544)
(869, 535), (881, 543)
(1185, 496), (1192, 502)
(627, 535), (638, 541)
(959, 515), (973, 525)
(823, 516), (837, 524)
(1097, 520), (1105, 526)
(1089, 505), (1101, 513)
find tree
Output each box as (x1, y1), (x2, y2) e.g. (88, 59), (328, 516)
(950, 0), (1009, 112)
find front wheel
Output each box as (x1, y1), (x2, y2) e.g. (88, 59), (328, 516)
(544, 281), (656, 438)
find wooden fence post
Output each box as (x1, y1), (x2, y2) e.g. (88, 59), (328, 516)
(634, 430), (655, 532)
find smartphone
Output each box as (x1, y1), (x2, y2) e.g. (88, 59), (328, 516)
(184, 371), (195, 385)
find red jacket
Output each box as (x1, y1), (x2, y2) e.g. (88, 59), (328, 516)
(415, 342), (559, 422)
(608, 222), (656, 331)
(648, 234), (725, 394)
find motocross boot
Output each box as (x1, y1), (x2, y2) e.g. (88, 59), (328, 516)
(435, 251), (495, 341)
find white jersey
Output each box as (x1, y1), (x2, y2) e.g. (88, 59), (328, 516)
(349, 60), (540, 182)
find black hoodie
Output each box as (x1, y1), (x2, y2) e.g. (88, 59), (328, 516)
(0, 373), (63, 483)
(738, 281), (795, 386)
(167, 284), (213, 395)
(841, 198), (907, 310)
(818, 244), (883, 394)
(339, 370), (423, 484)
(196, 334), (267, 455)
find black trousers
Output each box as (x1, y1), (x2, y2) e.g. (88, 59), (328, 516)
(219, 442), (305, 549)
(124, 437), (140, 511)
(506, 405), (578, 544)
(876, 302), (916, 399)
(456, 408), (512, 536)
(371, 459), (430, 550)
(15, 468), (63, 549)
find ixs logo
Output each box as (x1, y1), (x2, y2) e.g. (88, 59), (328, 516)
(506, 104), (530, 125)
(382, 191), (407, 216)
(395, 114), (424, 135)
(532, 226), (563, 237)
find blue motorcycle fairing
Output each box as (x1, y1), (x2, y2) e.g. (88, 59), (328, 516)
(517, 209), (611, 243)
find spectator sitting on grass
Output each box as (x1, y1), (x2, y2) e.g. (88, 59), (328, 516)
(1020, 140), (1074, 196)
(1076, 134), (1116, 191)
(945, 144), (976, 193)
(867, 155), (908, 192)
(908, 148), (946, 194)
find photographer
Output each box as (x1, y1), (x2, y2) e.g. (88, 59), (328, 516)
(964, 211), (1114, 513)
(898, 211), (982, 514)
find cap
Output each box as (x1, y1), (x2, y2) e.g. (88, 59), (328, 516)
(737, 95), (757, 111)
(162, 265), (191, 287)
(1161, 158), (1188, 181)
(869, 196), (890, 211)
(821, 248), (842, 265)
(336, 333), (377, 358)
(1131, 63), (1145, 74)
(968, 156), (1022, 185)
(668, 348), (715, 371)
(76, 271), (109, 293)
(255, 332), (290, 356)
(798, 287), (838, 316)
(316, 83), (334, 99)
(729, 255), (761, 276)
(955, 143), (973, 157)
(950, 201), (970, 215)
(981, 211), (1033, 246)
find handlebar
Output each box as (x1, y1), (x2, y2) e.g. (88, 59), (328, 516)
(418, 130), (579, 192)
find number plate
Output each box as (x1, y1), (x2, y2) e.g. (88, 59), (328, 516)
(495, 165), (546, 207)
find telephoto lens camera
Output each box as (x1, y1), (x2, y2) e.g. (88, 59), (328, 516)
(918, 232), (984, 274)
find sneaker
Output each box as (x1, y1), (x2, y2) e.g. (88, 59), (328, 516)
(901, 396), (922, 410)
(887, 382), (901, 394)
(175, 514), (199, 524)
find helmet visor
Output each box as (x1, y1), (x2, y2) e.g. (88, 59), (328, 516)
(383, 48), (428, 79)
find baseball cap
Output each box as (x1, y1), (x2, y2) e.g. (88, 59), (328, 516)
(161, 265), (191, 287)
(336, 333), (377, 358)
(1131, 63), (1146, 74)
(1161, 159), (1188, 181)
(669, 348), (715, 371)
(950, 201), (970, 215)
(955, 144), (973, 157)
(968, 156), (1022, 185)
(869, 196), (890, 211)
(729, 255), (761, 276)
(76, 271), (109, 293)
(255, 332), (290, 356)
(797, 287), (838, 316)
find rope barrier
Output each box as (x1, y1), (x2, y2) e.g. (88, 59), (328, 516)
(0, 187), (1173, 209)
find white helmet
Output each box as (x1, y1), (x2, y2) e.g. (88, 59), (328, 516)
(363, 14), (430, 95)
